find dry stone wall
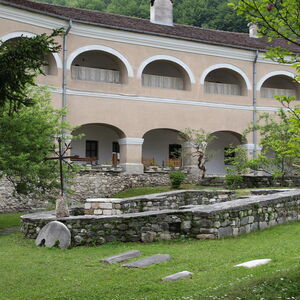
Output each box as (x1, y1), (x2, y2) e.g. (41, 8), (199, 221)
(21, 189), (300, 246)
(84, 190), (235, 215)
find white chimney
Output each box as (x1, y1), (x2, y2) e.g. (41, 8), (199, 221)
(248, 22), (258, 38)
(150, 0), (173, 26)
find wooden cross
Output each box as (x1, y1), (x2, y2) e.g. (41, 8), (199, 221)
(45, 137), (78, 196)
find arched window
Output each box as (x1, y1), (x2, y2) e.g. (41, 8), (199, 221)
(71, 50), (127, 84)
(204, 68), (247, 96)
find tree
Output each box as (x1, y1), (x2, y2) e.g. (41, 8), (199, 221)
(0, 30), (75, 199)
(0, 29), (63, 116)
(230, 0), (300, 172)
(0, 86), (70, 196)
(181, 128), (216, 181)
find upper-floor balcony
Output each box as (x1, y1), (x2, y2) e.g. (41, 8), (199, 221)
(71, 65), (121, 84)
(142, 73), (184, 90)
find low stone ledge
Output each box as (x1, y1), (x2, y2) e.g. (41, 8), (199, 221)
(21, 189), (300, 246)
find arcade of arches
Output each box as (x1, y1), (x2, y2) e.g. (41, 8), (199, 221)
(70, 125), (247, 175)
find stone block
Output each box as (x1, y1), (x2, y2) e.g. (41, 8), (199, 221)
(100, 250), (141, 264)
(99, 203), (113, 209)
(123, 254), (171, 268)
(259, 221), (268, 230)
(196, 234), (216, 240)
(240, 217), (249, 226)
(92, 203), (99, 209)
(103, 210), (112, 215)
(94, 209), (103, 215)
(84, 203), (91, 210)
(162, 271), (193, 282)
(235, 259), (271, 268)
(218, 226), (233, 238)
(181, 221), (191, 230)
(141, 231), (157, 243)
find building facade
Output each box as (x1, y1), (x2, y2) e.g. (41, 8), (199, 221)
(1, 0), (299, 175)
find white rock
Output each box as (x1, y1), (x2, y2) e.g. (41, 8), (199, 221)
(235, 259), (272, 268)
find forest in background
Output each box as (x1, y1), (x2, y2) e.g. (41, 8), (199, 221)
(34, 0), (248, 32)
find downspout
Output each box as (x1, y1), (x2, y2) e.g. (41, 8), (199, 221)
(62, 19), (72, 124)
(252, 49), (259, 159)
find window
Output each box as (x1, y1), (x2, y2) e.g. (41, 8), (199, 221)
(86, 140), (98, 158)
(112, 141), (120, 153)
(169, 144), (181, 159)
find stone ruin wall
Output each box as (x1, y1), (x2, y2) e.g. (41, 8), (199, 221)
(21, 190), (300, 246)
(1, 169), (300, 214)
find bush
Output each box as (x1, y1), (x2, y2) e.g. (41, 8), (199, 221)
(169, 171), (186, 189)
(225, 174), (243, 189)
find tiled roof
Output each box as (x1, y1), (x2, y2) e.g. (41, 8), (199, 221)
(1, 0), (299, 52)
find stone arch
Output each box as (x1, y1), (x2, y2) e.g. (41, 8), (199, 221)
(71, 123), (126, 165)
(1, 31), (62, 70)
(200, 63), (251, 92)
(206, 130), (245, 175)
(66, 45), (133, 79)
(142, 128), (183, 168)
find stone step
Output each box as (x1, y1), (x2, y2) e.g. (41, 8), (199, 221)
(122, 254), (171, 268)
(235, 258), (272, 268)
(100, 250), (141, 264)
(162, 271), (193, 282)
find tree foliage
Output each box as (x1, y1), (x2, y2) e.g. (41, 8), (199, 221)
(0, 30), (76, 197)
(0, 29), (63, 116)
(0, 86), (70, 195)
(36, 0), (248, 32)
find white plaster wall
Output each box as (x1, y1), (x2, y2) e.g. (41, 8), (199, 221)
(206, 131), (242, 175)
(142, 129), (181, 166)
(71, 124), (120, 164)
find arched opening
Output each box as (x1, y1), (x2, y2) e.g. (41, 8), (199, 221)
(3, 37), (58, 75)
(260, 75), (299, 99)
(142, 128), (183, 169)
(204, 68), (247, 96)
(71, 50), (127, 84)
(206, 131), (245, 175)
(142, 60), (190, 90)
(71, 124), (125, 167)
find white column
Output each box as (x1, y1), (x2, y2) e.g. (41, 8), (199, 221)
(182, 142), (200, 176)
(118, 138), (144, 174)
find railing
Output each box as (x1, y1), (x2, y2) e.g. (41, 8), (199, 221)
(71, 65), (120, 83)
(261, 87), (297, 98)
(142, 74), (184, 90)
(205, 82), (241, 95)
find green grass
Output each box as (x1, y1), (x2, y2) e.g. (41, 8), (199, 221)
(1, 218), (300, 299)
(0, 213), (22, 230)
(113, 184), (226, 198)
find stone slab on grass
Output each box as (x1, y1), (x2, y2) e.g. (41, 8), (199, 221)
(123, 254), (171, 268)
(100, 250), (141, 264)
(35, 221), (71, 249)
(162, 271), (193, 282)
(235, 259), (272, 268)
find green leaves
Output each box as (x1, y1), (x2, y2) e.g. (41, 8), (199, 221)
(0, 86), (71, 196)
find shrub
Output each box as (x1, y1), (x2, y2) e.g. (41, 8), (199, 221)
(169, 171), (186, 189)
(225, 174), (243, 189)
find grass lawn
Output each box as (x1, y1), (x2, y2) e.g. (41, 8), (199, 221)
(113, 184), (231, 198)
(0, 212), (22, 230)
(1, 213), (300, 299)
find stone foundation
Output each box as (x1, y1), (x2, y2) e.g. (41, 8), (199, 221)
(84, 190), (235, 215)
(21, 189), (300, 246)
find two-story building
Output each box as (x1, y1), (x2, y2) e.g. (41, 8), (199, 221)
(1, 0), (299, 175)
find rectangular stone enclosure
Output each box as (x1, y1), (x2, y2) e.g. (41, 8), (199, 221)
(21, 189), (300, 246)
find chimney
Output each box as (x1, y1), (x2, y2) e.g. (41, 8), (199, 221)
(150, 0), (173, 26)
(247, 22), (258, 38)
